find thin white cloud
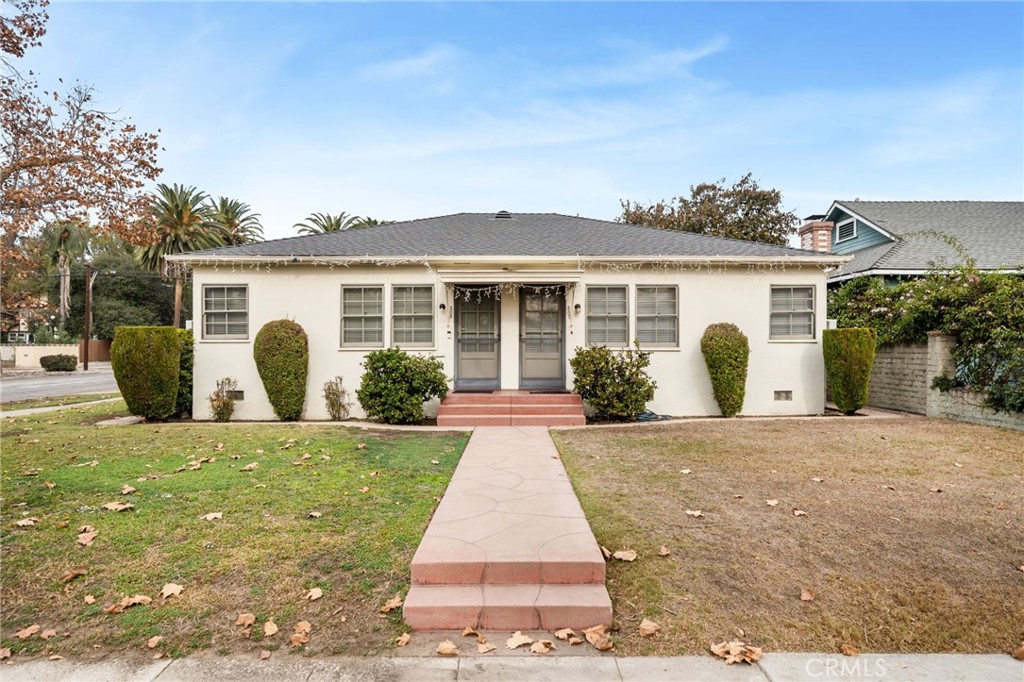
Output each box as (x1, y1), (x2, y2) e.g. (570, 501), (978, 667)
(358, 44), (459, 81)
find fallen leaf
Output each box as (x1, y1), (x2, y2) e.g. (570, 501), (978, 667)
(147, 636), (163, 649)
(121, 485), (136, 495)
(638, 619), (661, 637)
(61, 568), (87, 582)
(583, 624), (614, 651)
(104, 603), (124, 614)
(159, 583), (183, 599)
(396, 632), (411, 647)
(506, 631), (533, 649)
(613, 549), (637, 561)
(360, 486), (370, 493)
(793, 509), (808, 517)
(84, 595), (96, 604)
(294, 621), (312, 635)
(119, 594), (151, 608)
(77, 531), (99, 546)
(841, 644), (859, 656)
(201, 512), (223, 521)
(43, 481), (56, 489)
(303, 587), (323, 601)
(48, 655), (63, 661)
(74, 460), (99, 467)
(685, 509), (704, 518)
(436, 639), (459, 656)
(40, 629), (57, 641)
(215, 442), (225, 451)
(15, 624), (40, 639)
(261, 620), (278, 637)
(766, 499), (779, 507)
(153, 653), (165, 660)
(235, 613), (256, 627)
(430, 459), (439, 465)
(241, 462), (259, 472)
(658, 546), (671, 557)
(600, 545), (612, 560)
(733, 494), (744, 498)
(530, 640), (556, 654)
(554, 628), (575, 641)
(461, 626), (478, 637)
(355, 443), (366, 450)
(307, 512), (322, 518)
(953, 462), (963, 468)
(568, 635), (584, 645)
(102, 501), (134, 512)
(477, 641), (496, 653)
(711, 640), (763, 664)
(0, 648), (10, 660)
(929, 487), (943, 493)
(57, 521), (68, 528)
(680, 468), (691, 474)
(800, 588), (816, 601)
(15, 517), (38, 527)
(811, 477), (824, 483)
(290, 632), (309, 648)
(380, 593), (403, 613)
(260, 650), (271, 660)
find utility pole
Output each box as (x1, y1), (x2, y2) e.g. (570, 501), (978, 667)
(83, 265), (92, 370)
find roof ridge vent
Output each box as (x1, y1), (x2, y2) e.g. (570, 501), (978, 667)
(493, 210), (513, 219)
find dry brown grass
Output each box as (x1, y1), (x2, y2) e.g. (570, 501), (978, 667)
(553, 417), (1024, 656)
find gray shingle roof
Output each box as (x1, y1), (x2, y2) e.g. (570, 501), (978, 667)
(830, 201), (1024, 279)
(171, 212), (836, 261)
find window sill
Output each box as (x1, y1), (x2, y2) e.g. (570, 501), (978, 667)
(199, 338), (250, 343)
(339, 346), (386, 352)
(768, 338), (818, 344)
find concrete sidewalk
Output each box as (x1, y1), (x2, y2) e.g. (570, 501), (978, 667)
(1, 652), (1019, 682)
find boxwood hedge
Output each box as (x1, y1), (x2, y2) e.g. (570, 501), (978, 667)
(823, 327), (877, 415)
(700, 323), (749, 418)
(253, 319), (309, 421)
(111, 326), (181, 420)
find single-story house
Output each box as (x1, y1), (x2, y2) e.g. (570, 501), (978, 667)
(797, 200), (1024, 285)
(167, 212), (848, 421)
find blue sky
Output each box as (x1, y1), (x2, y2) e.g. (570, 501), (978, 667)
(24, 1), (1024, 241)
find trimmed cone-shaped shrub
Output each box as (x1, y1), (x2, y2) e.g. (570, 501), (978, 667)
(175, 328), (194, 417)
(700, 323), (750, 417)
(357, 347), (448, 424)
(111, 326), (182, 420)
(570, 342), (656, 421)
(823, 327), (877, 415)
(253, 319), (309, 421)
(40, 354), (77, 372)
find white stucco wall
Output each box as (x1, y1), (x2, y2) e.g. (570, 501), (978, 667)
(189, 262), (828, 420)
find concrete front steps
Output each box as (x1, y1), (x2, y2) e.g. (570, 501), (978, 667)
(436, 391), (585, 427)
(403, 427), (612, 631)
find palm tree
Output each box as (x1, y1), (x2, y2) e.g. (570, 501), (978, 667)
(40, 219), (91, 328)
(207, 197), (264, 245)
(351, 216), (394, 229)
(136, 183), (225, 328)
(293, 212), (361, 235)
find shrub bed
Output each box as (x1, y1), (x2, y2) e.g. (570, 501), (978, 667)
(700, 323), (749, 417)
(570, 343), (656, 421)
(40, 354), (77, 372)
(253, 319), (309, 421)
(356, 348), (448, 424)
(110, 326), (181, 420)
(176, 328), (194, 417)
(823, 327), (877, 415)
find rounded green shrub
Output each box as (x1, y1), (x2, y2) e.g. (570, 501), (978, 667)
(253, 319), (309, 421)
(175, 328), (194, 417)
(111, 326), (181, 420)
(40, 354), (77, 372)
(570, 342), (656, 421)
(356, 347), (448, 424)
(700, 323), (750, 418)
(823, 327), (877, 415)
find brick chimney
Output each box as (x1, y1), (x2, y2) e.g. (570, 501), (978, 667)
(798, 215), (833, 253)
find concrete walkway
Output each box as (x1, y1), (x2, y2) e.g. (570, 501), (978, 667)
(404, 426), (612, 630)
(2, 652), (1019, 681)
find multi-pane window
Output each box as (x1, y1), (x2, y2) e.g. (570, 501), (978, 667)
(202, 285), (248, 339)
(341, 286), (383, 347)
(636, 286), (678, 346)
(586, 286), (628, 346)
(392, 286), (434, 347)
(770, 286), (815, 340)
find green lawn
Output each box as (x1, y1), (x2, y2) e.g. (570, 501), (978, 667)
(0, 392), (122, 412)
(1, 401), (468, 659)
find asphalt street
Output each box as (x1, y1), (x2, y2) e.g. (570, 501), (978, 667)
(0, 363), (118, 403)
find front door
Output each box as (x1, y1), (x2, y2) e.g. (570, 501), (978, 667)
(519, 287), (565, 389)
(455, 289), (500, 390)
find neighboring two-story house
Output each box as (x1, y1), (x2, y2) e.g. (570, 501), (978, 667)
(797, 201), (1024, 285)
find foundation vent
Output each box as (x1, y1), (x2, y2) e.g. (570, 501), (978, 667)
(774, 390), (793, 401)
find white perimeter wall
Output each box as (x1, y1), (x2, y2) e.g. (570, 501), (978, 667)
(190, 263), (827, 420)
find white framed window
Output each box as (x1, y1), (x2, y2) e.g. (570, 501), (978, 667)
(836, 218), (856, 243)
(392, 285), (434, 347)
(636, 286), (678, 347)
(341, 286), (384, 347)
(202, 285), (248, 340)
(770, 286), (815, 340)
(586, 286), (628, 346)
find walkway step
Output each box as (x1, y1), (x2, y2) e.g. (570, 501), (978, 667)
(405, 426), (611, 631)
(436, 415), (585, 427)
(403, 584), (612, 630)
(438, 392), (585, 428)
